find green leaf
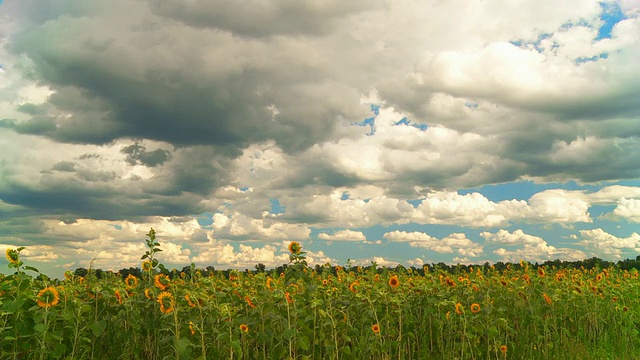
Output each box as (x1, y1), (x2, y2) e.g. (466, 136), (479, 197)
(34, 323), (47, 333)
(24, 265), (40, 273)
(91, 320), (107, 337)
(231, 340), (243, 358)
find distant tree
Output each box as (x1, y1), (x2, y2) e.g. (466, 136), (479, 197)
(254, 263), (266, 273)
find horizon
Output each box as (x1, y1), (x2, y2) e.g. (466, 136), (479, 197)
(1, 1), (639, 279)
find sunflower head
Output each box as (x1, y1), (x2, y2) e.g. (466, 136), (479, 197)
(470, 303), (481, 313)
(124, 274), (139, 289)
(239, 324), (249, 333)
(500, 345), (508, 354)
(142, 260), (153, 272)
(157, 291), (174, 314)
(5, 248), (20, 265)
(154, 274), (171, 291)
(349, 281), (359, 293)
(388, 275), (400, 288)
(288, 241), (301, 254)
(371, 324), (380, 334)
(455, 303), (464, 315)
(36, 286), (60, 309)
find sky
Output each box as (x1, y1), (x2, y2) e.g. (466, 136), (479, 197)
(0, 0), (639, 278)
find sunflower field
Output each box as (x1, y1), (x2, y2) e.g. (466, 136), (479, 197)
(1, 229), (639, 359)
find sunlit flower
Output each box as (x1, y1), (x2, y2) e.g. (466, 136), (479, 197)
(349, 281), (359, 293)
(144, 288), (152, 300)
(285, 292), (293, 304)
(537, 268), (545, 277)
(185, 294), (197, 308)
(445, 277), (456, 287)
(36, 286), (60, 309)
(124, 274), (139, 289)
(288, 241), (301, 254)
(371, 324), (380, 334)
(266, 277), (273, 290)
(500, 345), (507, 355)
(522, 274), (531, 285)
(245, 296), (256, 308)
(189, 321), (196, 335)
(64, 271), (73, 281)
(322, 279), (329, 286)
(5, 248), (19, 265)
(472, 284), (480, 292)
(142, 261), (152, 272)
(470, 303), (481, 314)
(388, 275), (400, 288)
(154, 274), (170, 291)
(157, 291), (174, 314)
(455, 303), (464, 315)
(543, 293), (552, 305)
(114, 290), (123, 305)
(239, 324), (249, 333)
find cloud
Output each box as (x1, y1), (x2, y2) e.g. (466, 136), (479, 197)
(211, 212), (311, 241)
(384, 231), (483, 257)
(317, 230), (367, 242)
(482, 229), (586, 262)
(121, 142), (171, 167)
(612, 198), (640, 222)
(579, 228), (640, 258)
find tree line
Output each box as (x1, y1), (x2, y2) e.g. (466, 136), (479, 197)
(70, 255), (640, 281)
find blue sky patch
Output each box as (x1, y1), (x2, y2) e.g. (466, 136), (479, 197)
(597, 2), (626, 40)
(393, 117), (428, 131)
(269, 199), (286, 214)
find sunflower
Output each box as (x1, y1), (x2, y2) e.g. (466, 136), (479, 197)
(322, 279), (329, 286)
(472, 284), (479, 292)
(189, 321), (196, 335)
(349, 281), (359, 293)
(288, 241), (301, 254)
(537, 267), (545, 277)
(470, 303), (481, 314)
(5, 248), (19, 265)
(500, 345), (507, 355)
(114, 290), (123, 305)
(285, 292), (293, 304)
(154, 274), (170, 291)
(36, 286), (60, 309)
(142, 260), (152, 272)
(455, 303), (464, 315)
(522, 274), (531, 284)
(245, 296), (256, 308)
(144, 288), (152, 300)
(388, 275), (400, 288)
(266, 276), (273, 290)
(543, 293), (553, 305)
(124, 274), (139, 289)
(185, 294), (197, 308)
(157, 291), (175, 314)
(239, 324), (249, 333)
(445, 277), (456, 287)
(371, 324), (380, 334)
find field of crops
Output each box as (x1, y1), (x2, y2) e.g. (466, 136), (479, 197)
(1, 230), (639, 359)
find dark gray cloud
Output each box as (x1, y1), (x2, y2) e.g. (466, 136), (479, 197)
(5, 0), (368, 154)
(121, 142), (171, 167)
(147, 0), (376, 37)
